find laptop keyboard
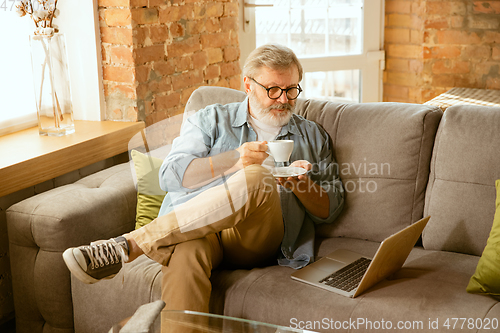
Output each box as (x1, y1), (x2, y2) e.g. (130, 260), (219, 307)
(319, 257), (372, 292)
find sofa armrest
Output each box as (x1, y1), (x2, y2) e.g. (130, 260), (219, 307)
(6, 163), (137, 333)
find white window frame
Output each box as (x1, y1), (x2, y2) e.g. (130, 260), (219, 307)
(0, 0), (104, 136)
(239, 0), (385, 103)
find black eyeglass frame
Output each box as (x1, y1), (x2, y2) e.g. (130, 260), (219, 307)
(249, 77), (302, 100)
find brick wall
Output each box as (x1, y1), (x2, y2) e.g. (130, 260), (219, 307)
(98, 0), (241, 126)
(384, 0), (500, 103)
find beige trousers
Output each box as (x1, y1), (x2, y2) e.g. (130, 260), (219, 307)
(130, 165), (284, 312)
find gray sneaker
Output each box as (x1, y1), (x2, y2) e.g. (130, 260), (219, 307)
(62, 236), (129, 284)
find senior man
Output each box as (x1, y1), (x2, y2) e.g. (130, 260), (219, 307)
(63, 43), (344, 312)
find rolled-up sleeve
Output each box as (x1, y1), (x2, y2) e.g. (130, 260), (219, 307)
(159, 115), (212, 193)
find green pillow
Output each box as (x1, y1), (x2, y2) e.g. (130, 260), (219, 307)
(466, 179), (500, 299)
(130, 150), (166, 230)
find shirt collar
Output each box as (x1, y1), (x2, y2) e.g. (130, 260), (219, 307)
(233, 97), (303, 137)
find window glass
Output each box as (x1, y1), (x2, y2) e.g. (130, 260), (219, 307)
(255, 0), (363, 57)
(301, 70), (360, 103)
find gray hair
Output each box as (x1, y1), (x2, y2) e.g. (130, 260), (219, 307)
(242, 44), (303, 82)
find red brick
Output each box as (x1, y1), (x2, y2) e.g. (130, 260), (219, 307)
(423, 46), (461, 59)
(100, 27), (134, 45)
(108, 83), (137, 99)
(98, 0), (130, 7)
(483, 31), (500, 43)
(207, 48), (223, 63)
(171, 22), (186, 38)
(135, 26), (149, 45)
(386, 59), (409, 72)
(186, 20), (204, 35)
(224, 2), (238, 17)
(206, 3), (224, 17)
(436, 31), (481, 44)
(426, 1), (466, 15)
(220, 16), (238, 31)
(104, 8), (131, 26)
(205, 18), (220, 33)
(149, 25), (170, 43)
(103, 65), (135, 83)
(385, 28), (410, 43)
(221, 61), (240, 78)
(201, 32), (230, 48)
(204, 64), (220, 80)
(432, 60), (470, 74)
(385, 0), (411, 14)
(159, 5), (193, 23)
(135, 45), (165, 64)
(467, 16), (500, 30)
(176, 56), (192, 72)
(409, 60), (424, 73)
(450, 16), (464, 28)
(155, 92), (181, 110)
(384, 84), (409, 98)
(493, 46), (500, 61)
(154, 60), (176, 76)
(473, 1), (500, 14)
(136, 65), (150, 83)
(424, 18), (448, 30)
(223, 46), (239, 62)
(462, 45), (492, 60)
(228, 76), (241, 90)
(110, 46), (134, 65)
(386, 72), (418, 86)
(386, 14), (412, 28)
(166, 36), (201, 57)
(486, 78), (500, 89)
(136, 83), (150, 99)
(171, 69), (203, 90)
(131, 8), (159, 25)
(193, 51), (209, 69)
(387, 44), (422, 59)
(130, 0), (148, 7)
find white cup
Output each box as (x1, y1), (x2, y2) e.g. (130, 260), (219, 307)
(268, 140), (294, 164)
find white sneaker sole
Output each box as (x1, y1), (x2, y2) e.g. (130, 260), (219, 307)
(62, 248), (101, 284)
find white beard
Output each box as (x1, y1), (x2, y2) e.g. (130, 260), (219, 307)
(248, 91), (294, 127)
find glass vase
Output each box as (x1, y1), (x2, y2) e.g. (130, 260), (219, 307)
(29, 33), (75, 136)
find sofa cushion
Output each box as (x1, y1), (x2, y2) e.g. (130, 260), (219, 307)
(423, 105), (500, 256)
(467, 179), (500, 298)
(215, 237), (496, 332)
(300, 101), (442, 242)
(131, 150), (166, 229)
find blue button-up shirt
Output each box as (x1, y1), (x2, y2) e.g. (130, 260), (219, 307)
(158, 97), (344, 268)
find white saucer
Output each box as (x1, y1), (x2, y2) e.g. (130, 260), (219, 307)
(272, 166), (307, 178)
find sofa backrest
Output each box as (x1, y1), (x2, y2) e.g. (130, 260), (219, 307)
(423, 105), (500, 256)
(297, 101), (443, 242)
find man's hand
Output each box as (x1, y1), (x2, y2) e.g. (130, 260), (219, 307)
(276, 160), (330, 219)
(236, 141), (269, 168)
(276, 160), (312, 188)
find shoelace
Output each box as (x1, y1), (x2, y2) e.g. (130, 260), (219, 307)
(85, 242), (121, 269)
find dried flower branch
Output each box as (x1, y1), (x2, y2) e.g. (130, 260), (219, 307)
(16, 0), (59, 36)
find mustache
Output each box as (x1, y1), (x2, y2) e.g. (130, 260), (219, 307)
(265, 103), (293, 111)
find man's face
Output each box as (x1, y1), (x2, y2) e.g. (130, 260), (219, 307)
(245, 66), (300, 127)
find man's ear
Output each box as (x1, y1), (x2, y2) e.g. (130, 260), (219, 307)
(243, 76), (252, 94)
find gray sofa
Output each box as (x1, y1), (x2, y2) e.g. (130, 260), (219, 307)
(7, 86), (500, 333)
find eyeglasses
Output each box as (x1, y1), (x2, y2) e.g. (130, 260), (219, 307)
(249, 77), (302, 100)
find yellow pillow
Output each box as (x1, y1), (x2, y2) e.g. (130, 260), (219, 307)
(466, 179), (500, 299)
(131, 150), (166, 229)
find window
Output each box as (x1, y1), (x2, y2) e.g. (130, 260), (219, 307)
(0, 0), (104, 136)
(240, 0), (385, 103)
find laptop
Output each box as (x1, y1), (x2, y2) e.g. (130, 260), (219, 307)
(291, 216), (430, 298)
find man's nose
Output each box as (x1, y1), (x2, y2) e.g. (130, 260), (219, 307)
(277, 92), (289, 104)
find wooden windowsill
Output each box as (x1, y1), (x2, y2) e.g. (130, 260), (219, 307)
(0, 120), (145, 198)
